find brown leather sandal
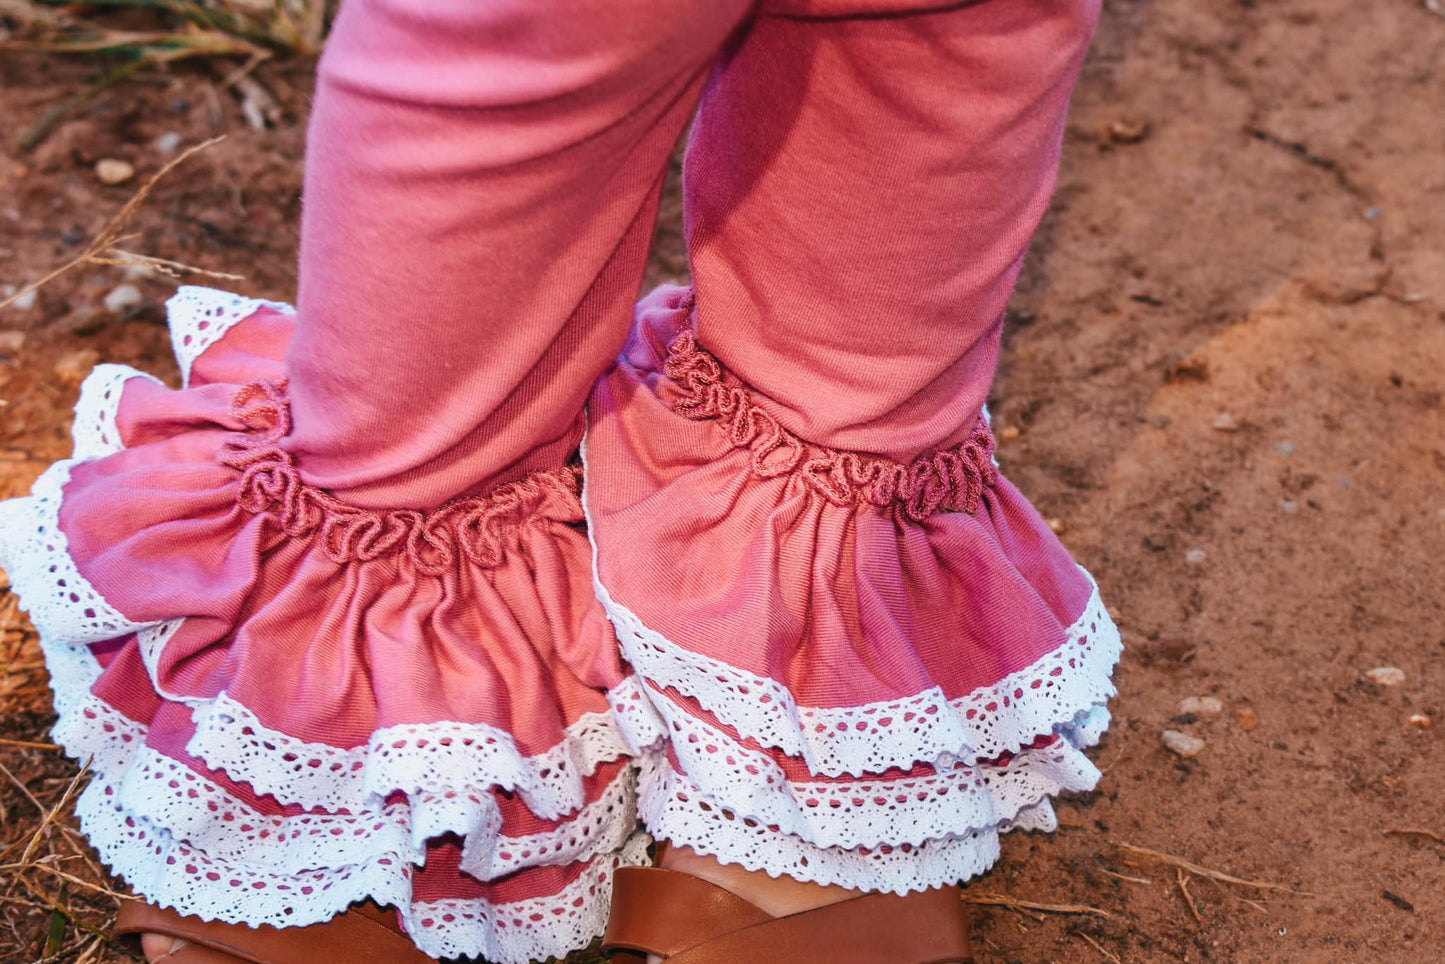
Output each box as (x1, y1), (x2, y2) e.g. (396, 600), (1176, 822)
(601, 867), (974, 963)
(114, 900), (438, 963)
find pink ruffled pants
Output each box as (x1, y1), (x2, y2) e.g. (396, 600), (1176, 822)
(0, 1), (1120, 960)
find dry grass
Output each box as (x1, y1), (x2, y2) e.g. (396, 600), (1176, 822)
(0, 588), (134, 962)
(0, 135), (242, 314)
(0, 0), (334, 149)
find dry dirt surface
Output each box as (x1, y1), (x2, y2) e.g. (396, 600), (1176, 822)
(2, 0), (1442, 961)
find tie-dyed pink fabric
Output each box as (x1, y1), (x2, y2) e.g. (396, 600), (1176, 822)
(0, 0), (1119, 960)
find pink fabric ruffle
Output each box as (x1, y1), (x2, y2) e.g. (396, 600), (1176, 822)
(0, 283), (1120, 961)
(0, 289), (656, 964)
(584, 286), (1120, 856)
(588, 285), (1110, 754)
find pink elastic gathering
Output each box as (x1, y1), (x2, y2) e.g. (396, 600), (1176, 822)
(663, 333), (999, 521)
(219, 379), (584, 575)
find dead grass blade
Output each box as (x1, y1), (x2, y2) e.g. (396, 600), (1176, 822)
(1079, 931), (1122, 964)
(0, 739), (63, 752)
(1384, 827), (1444, 846)
(1177, 868), (1203, 926)
(20, 760), (91, 867)
(962, 891), (1112, 920)
(0, 135), (237, 311)
(1112, 841), (1303, 894)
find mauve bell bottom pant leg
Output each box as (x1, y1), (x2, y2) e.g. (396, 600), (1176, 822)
(0, 1), (1120, 961)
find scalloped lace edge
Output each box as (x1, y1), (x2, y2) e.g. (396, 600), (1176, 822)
(76, 767), (652, 964)
(0, 460), (154, 645)
(637, 694), (1102, 850)
(71, 363), (163, 461)
(41, 619), (651, 962)
(637, 756), (1066, 895)
(101, 745), (641, 880)
(580, 437), (1121, 778)
(182, 678), (650, 820)
(167, 286), (294, 389)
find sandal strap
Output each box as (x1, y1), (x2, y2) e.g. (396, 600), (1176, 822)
(115, 900), (436, 964)
(602, 867), (772, 958)
(665, 886), (974, 964)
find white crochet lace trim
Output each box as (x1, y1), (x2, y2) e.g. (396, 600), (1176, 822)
(602, 580), (1118, 778)
(645, 700), (1099, 850)
(0, 461), (153, 645)
(639, 759), (1031, 896)
(70, 363), (162, 460)
(582, 434), (1120, 778)
(185, 687), (641, 821)
(96, 745), (639, 882)
(37, 606), (648, 962)
(586, 554), (1115, 780)
(402, 834), (651, 964)
(166, 286), (294, 389)
(77, 765), (650, 964)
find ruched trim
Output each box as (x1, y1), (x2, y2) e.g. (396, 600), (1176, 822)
(221, 379), (584, 574)
(663, 324), (999, 521)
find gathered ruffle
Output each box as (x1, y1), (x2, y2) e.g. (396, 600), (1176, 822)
(663, 316), (1000, 521)
(219, 378), (585, 574)
(581, 283), (1121, 892)
(0, 287), (660, 964)
(0, 281), (1123, 955)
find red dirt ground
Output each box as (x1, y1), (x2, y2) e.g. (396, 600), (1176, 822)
(2, 0), (1442, 960)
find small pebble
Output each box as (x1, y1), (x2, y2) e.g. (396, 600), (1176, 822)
(54, 348), (101, 386)
(1212, 413), (1239, 432)
(1108, 118), (1150, 144)
(1162, 729), (1206, 758)
(1275, 440), (1295, 455)
(1365, 666), (1405, 687)
(1364, 206), (1383, 221)
(8, 288), (37, 311)
(1046, 517), (1066, 535)
(1407, 714), (1431, 728)
(95, 158), (136, 186)
(1177, 696), (1224, 721)
(0, 329), (26, 354)
(1280, 500), (1300, 515)
(103, 283), (143, 314)
(1185, 548), (1207, 564)
(998, 425), (1021, 443)
(1337, 475), (1355, 489)
(153, 131), (183, 154)
(1234, 706), (1261, 731)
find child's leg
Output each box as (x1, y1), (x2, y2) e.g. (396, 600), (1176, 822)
(286, 0), (755, 510)
(0, 2), (759, 962)
(587, 0), (1115, 947)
